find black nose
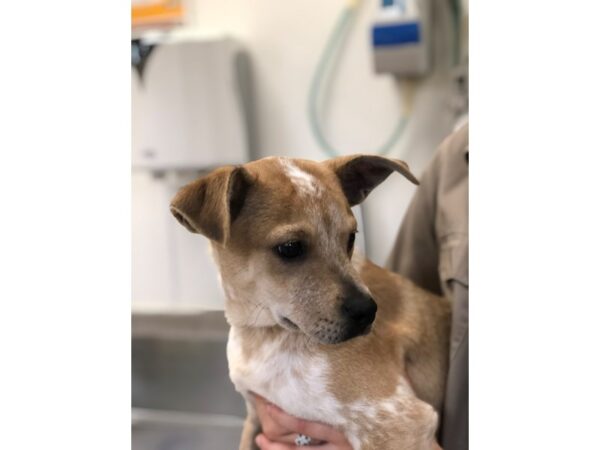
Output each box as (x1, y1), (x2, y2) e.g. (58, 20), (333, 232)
(341, 293), (377, 326)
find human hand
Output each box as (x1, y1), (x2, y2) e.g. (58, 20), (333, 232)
(253, 393), (352, 449)
(252, 393), (443, 450)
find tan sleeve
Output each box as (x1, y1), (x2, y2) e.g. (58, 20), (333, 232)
(387, 123), (469, 450)
(385, 148), (444, 296)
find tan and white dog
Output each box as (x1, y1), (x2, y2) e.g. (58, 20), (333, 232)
(170, 155), (451, 450)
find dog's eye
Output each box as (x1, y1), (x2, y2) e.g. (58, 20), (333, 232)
(347, 232), (356, 255)
(275, 241), (304, 260)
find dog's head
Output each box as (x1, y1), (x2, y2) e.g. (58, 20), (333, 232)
(170, 155), (418, 344)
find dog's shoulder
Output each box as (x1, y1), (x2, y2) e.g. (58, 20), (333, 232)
(355, 256), (451, 410)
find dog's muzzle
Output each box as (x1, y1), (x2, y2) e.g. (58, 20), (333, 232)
(340, 293), (377, 340)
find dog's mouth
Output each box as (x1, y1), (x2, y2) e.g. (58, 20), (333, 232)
(279, 316), (299, 330)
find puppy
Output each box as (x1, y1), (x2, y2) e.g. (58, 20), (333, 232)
(170, 155), (450, 450)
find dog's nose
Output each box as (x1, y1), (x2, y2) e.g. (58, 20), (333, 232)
(341, 294), (377, 326)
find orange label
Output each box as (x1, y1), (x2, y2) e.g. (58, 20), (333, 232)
(132, 1), (184, 27)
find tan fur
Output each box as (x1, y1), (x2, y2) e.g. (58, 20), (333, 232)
(170, 155), (451, 450)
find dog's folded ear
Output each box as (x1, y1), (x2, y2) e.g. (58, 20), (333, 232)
(169, 166), (253, 243)
(325, 155), (419, 206)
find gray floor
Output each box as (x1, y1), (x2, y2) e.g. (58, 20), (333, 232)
(133, 422), (243, 450)
(132, 312), (246, 449)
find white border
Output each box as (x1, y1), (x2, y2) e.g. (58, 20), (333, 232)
(0, 1), (130, 449)
(1, 1), (600, 449)
(472, 1), (600, 448)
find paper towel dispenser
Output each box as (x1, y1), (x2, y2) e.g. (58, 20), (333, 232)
(132, 35), (252, 170)
(132, 33), (253, 311)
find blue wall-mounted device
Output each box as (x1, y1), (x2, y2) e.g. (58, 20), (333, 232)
(371, 0), (430, 76)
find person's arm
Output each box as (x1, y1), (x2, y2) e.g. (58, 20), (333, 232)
(388, 123), (469, 450)
(385, 153), (443, 296)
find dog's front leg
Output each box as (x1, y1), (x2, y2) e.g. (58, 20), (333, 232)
(239, 400), (261, 450)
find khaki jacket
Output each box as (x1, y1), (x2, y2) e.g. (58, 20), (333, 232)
(387, 123), (469, 450)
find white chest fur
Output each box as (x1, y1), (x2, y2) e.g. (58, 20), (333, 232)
(227, 327), (345, 425)
(226, 327), (438, 450)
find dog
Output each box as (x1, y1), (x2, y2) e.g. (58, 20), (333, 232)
(170, 155), (451, 450)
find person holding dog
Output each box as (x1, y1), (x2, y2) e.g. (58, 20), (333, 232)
(254, 122), (468, 450)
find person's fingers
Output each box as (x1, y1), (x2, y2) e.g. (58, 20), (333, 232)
(253, 392), (272, 419)
(316, 445), (350, 450)
(255, 433), (339, 450)
(253, 394), (270, 423)
(256, 434), (307, 450)
(259, 432), (312, 446)
(253, 394), (296, 440)
(255, 434), (291, 450)
(253, 393), (346, 447)
(267, 403), (348, 444)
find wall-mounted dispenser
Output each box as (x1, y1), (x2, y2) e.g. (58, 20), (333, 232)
(132, 34), (252, 170)
(132, 34), (253, 311)
(371, 0), (430, 76)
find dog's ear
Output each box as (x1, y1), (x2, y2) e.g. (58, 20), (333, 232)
(170, 166), (253, 243)
(325, 155), (419, 206)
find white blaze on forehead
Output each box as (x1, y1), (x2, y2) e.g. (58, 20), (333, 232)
(278, 158), (322, 196)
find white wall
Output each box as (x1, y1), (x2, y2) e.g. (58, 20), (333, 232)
(184, 0), (460, 265)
